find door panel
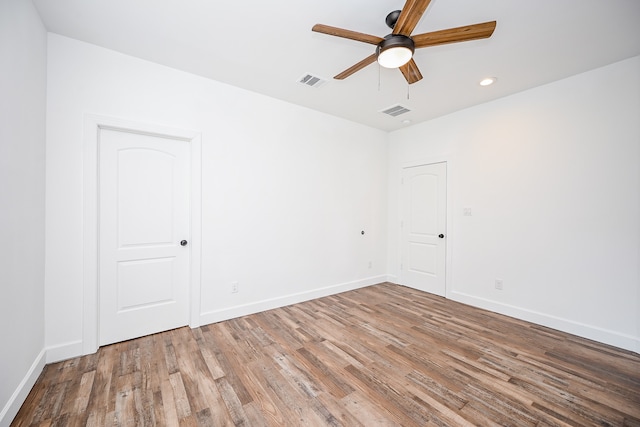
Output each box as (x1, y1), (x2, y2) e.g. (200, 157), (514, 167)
(99, 128), (190, 346)
(408, 242), (436, 275)
(410, 174), (438, 234)
(401, 162), (447, 295)
(117, 148), (175, 246)
(117, 257), (175, 311)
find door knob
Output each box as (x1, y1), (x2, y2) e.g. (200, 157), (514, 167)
(438, 234), (445, 239)
(180, 240), (188, 246)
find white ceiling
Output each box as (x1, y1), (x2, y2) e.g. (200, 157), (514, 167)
(33, 0), (640, 132)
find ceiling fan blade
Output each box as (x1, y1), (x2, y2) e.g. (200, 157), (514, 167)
(334, 54), (378, 80)
(393, 0), (432, 36)
(413, 21), (497, 48)
(312, 24), (384, 45)
(399, 59), (423, 84)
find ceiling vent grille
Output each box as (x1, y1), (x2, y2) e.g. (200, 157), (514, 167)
(298, 73), (328, 88)
(380, 104), (412, 117)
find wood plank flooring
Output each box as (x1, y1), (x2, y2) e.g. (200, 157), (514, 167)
(12, 283), (640, 426)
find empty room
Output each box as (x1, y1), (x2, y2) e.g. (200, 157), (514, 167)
(1, 0), (639, 425)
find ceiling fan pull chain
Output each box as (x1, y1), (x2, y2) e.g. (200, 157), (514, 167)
(407, 83), (410, 100)
(378, 63), (381, 92)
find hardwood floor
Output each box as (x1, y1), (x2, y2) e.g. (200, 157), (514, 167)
(12, 283), (640, 426)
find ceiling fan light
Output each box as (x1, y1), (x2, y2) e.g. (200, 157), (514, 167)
(378, 47), (413, 68)
(377, 35), (415, 69)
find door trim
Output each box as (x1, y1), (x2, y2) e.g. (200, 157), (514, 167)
(398, 157), (453, 298)
(83, 114), (202, 355)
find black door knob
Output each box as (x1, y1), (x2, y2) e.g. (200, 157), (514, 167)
(438, 234), (445, 239)
(180, 240), (188, 246)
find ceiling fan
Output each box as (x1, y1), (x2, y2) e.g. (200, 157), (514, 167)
(312, 0), (496, 84)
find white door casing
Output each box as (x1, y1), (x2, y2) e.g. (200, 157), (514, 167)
(99, 129), (190, 346)
(83, 115), (202, 354)
(401, 162), (447, 296)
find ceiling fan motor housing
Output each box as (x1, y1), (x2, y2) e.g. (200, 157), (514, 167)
(377, 34), (415, 53)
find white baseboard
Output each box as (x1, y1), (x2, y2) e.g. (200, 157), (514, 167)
(0, 348), (46, 427)
(385, 275), (399, 284)
(45, 340), (83, 364)
(199, 275), (387, 326)
(0, 342), (84, 426)
(450, 291), (640, 353)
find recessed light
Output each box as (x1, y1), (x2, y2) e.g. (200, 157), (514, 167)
(480, 77), (497, 86)
(402, 119), (412, 124)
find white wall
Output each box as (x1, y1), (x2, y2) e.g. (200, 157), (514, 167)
(388, 56), (640, 352)
(44, 34), (389, 360)
(0, 0), (47, 425)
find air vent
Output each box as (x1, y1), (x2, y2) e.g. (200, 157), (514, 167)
(380, 104), (412, 117)
(298, 73), (328, 88)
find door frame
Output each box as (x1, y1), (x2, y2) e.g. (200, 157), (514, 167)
(398, 157), (454, 298)
(82, 114), (202, 355)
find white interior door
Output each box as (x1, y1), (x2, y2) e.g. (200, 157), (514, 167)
(401, 162), (447, 296)
(99, 128), (190, 346)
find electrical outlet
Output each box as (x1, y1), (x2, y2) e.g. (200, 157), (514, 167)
(368, 261), (372, 269)
(231, 282), (239, 293)
(495, 279), (503, 290)
(463, 207), (472, 216)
